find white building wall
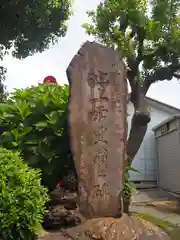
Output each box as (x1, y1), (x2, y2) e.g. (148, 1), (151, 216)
(127, 101), (172, 182)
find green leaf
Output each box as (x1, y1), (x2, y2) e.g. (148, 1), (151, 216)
(11, 129), (19, 141)
(128, 167), (139, 173)
(34, 121), (48, 129)
(45, 111), (59, 125)
(11, 142), (18, 147)
(24, 140), (39, 145)
(54, 129), (64, 136)
(1, 131), (11, 138)
(19, 127), (32, 137)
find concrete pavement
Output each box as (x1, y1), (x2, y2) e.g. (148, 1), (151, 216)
(131, 188), (180, 226)
(130, 205), (180, 226)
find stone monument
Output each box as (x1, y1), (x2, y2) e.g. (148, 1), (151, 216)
(67, 41), (127, 218)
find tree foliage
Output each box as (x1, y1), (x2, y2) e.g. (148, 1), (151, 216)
(0, 0), (72, 101)
(83, 0), (180, 165)
(83, 0), (180, 85)
(0, 0), (72, 59)
(0, 84), (75, 191)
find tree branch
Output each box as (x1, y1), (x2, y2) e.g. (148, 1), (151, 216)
(173, 73), (180, 78)
(143, 45), (170, 62)
(145, 63), (180, 90)
(119, 17), (128, 36)
(127, 26), (145, 86)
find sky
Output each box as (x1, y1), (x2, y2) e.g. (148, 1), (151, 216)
(2, 0), (180, 109)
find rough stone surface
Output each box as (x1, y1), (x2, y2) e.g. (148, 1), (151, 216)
(67, 41), (127, 218)
(39, 216), (170, 240)
(61, 215), (170, 240)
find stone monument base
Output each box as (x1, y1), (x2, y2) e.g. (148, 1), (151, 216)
(60, 214), (170, 240)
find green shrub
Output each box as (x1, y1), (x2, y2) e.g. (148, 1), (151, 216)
(0, 84), (75, 190)
(123, 166), (137, 212)
(0, 148), (48, 240)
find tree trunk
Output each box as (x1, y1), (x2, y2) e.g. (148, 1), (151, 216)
(123, 90), (151, 214)
(123, 199), (131, 214)
(126, 83), (151, 166)
(126, 110), (151, 166)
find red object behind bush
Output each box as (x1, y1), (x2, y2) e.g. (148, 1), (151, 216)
(57, 180), (62, 186)
(43, 75), (57, 84)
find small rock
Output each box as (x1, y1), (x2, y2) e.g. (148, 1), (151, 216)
(43, 205), (68, 229)
(51, 206), (68, 218)
(49, 187), (77, 210)
(43, 206), (84, 230)
(49, 186), (65, 202)
(62, 171), (77, 191)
